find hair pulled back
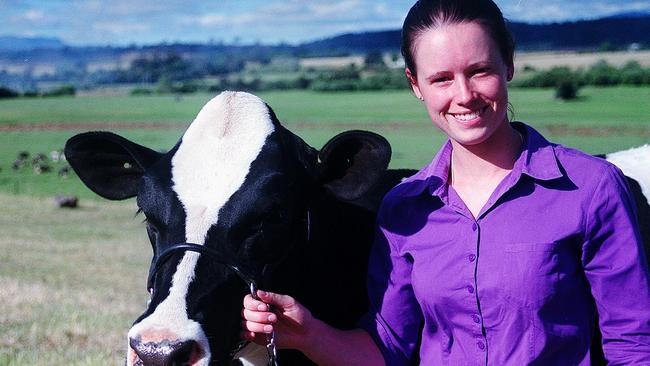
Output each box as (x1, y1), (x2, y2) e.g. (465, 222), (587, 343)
(401, 0), (515, 77)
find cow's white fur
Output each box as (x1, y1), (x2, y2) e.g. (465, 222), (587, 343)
(606, 144), (650, 205)
(127, 91), (275, 365)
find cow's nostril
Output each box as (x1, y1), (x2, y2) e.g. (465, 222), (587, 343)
(130, 336), (203, 365)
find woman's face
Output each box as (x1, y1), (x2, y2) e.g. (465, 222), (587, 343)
(407, 21), (513, 148)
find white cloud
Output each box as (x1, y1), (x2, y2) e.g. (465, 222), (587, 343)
(592, 0), (650, 14)
(93, 21), (149, 35)
(500, 0), (650, 22)
(192, 13), (228, 27)
(374, 3), (390, 16)
(23, 9), (46, 22)
(310, 0), (363, 16)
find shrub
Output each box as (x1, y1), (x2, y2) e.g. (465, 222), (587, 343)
(555, 80), (580, 100)
(619, 61), (650, 85)
(522, 64), (536, 72)
(584, 60), (621, 86)
(0, 86), (19, 99)
(514, 66), (582, 88)
(311, 79), (359, 92)
(358, 71), (409, 91)
(43, 85), (76, 97)
(130, 88), (153, 95)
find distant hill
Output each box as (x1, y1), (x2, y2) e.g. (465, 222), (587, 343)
(299, 30), (402, 54)
(605, 11), (650, 19)
(0, 36), (66, 51)
(509, 15), (650, 50)
(300, 14), (650, 53)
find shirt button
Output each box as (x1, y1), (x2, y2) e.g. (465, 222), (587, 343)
(477, 341), (485, 350)
(472, 314), (481, 323)
(471, 223), (478, 231)
(468, 254), (476, 262)
(467, 285), (474, 294)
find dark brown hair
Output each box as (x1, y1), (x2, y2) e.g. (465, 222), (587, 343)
(401, 0), (515, 77)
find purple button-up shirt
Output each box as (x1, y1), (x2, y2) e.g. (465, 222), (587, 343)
(361, 123), (650, 365)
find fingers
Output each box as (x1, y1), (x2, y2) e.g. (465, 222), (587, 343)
(242, 294), (277, 337)
(243, 294), (271, 311)
(256, 290), (296, 309)
(241, 308), (277, 324)
(242, 319), (274, 334)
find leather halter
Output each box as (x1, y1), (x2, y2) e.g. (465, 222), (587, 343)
(147, 243), (260, 293)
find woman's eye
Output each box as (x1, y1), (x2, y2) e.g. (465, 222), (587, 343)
(472, 68), (490, 76)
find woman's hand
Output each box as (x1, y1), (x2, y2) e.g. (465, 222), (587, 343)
(242, 291), (385, 366)
(241, 290), (314, 351)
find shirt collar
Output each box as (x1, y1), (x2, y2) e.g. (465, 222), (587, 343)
(398, 122), (564, 199)
(394, 140), (451, 198)
(515, 122), (563, 181)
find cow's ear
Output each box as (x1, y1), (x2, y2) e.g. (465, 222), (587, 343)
(64, 132), (162, 200)
(316, 130), (391, 201)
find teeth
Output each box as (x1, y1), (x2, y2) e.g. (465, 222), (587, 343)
(451, 108), (483, 121)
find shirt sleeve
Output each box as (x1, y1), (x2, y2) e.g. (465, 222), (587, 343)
(581, 164), (650, 365)
(358, 210), (423, 366)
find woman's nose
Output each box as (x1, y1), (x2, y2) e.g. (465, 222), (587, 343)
(455, 78), (474, 105)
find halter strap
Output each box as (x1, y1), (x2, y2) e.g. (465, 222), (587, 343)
(147, 243), (260, 292)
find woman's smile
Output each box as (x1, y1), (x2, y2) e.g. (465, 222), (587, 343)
(448, 106), (489, 123)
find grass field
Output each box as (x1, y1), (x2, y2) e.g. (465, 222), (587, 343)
(0, 193), (147, 365)
(1, 87), (649, 365)
(1, 87), (649, 199)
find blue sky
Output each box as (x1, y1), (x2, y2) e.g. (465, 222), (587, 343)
(2, 0), (650, 46)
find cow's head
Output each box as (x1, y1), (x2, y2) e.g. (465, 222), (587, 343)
(64, 91), (391, 365)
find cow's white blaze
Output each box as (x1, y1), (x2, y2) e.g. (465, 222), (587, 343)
(127, 91), (275, 365)
(606, 144), (650, 205)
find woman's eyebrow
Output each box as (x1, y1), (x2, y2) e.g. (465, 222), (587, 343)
(425, 71), (450, 81)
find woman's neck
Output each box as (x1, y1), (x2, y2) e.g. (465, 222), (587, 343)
(450, 122), (523, 185)
(448, 122), (523, 218)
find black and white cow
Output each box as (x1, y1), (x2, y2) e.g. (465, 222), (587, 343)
(64, 91), (650, 366)
(64, 91), (409, 365)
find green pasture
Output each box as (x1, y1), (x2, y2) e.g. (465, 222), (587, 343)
(1, 86), (649, 364)
(1, 87), (649, 200)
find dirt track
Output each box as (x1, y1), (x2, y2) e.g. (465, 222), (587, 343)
(0, 122), (187, 132)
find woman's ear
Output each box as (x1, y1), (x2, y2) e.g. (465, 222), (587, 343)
(405, 68), (423, 100)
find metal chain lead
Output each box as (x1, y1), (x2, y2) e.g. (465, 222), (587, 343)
(250, 282), (280, 366)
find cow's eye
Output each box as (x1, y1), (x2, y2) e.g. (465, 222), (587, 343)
(146, 221), (158, 234)
(145, 220), (160, 239)
(246, 222), (263, 237)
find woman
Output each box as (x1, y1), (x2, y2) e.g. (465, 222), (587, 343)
(242, 0), (650, 364)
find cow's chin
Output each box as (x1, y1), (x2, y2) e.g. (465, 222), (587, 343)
(126, 342), (210, 366)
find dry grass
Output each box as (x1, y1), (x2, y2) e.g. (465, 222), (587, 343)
(0, 193), (151, 365)
(514, 50), (650, 71)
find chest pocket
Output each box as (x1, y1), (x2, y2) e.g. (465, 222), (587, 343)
(497, 242), (580, 308)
